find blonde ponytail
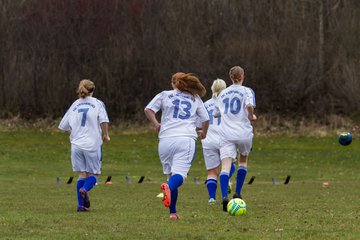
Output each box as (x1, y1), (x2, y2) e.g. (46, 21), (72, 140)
(211, 78), (226, 98)
(77, 79), (95, 98)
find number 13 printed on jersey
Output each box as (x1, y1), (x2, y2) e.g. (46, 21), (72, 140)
(172, 99), (192, 119)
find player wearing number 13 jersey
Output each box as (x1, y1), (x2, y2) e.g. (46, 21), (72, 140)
(59, 79), (110, 212)
(214, 66), (256, 212)
(144, 72), (209, 220)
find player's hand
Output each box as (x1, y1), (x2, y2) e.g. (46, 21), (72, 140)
(249, 114), (257, 122)
(196, 130), (202, 138)
(199, 131), (207, 140)
(154, 123), (161, 133)
(103, 135), (110, 142)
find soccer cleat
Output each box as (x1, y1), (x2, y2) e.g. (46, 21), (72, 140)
(77, 205), (89, 212)
(160, 183), (171, 207)
(169, 213), (180, 220)
(79, 188), (90, 208)
(233, 193), (243, 199)
(222, 197), (229, 212)
(208, 198), (216, 204)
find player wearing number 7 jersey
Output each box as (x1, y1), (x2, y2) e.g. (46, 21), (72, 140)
(144, 72), (209, 220)
(58, 79), (110, 212)
(214, 66), (257, 212)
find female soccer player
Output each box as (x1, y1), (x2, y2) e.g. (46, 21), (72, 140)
(59, 79), (110, 212)
(144, 72), (209, 220)
(199, 79), (236, 204)
(215, 66), (256, 211)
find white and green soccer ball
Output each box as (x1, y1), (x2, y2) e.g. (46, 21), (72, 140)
(227, 198), (247, 216)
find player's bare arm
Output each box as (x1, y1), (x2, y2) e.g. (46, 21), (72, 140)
(100, 122), (110, 142)
(144, 108), (161, 132)
(199, 120), (209, 139)
(246, 104), (256, 122)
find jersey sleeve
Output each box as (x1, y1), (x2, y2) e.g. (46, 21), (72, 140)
(195, 117), (203, 129)
(245, 87), (256, 108)
(145, 92), (164, 113)
(58, 109), (71, 131)
(196, 98), (210, 123)
(97, 100), (110, 124)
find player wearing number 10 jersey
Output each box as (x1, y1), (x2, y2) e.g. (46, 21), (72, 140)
(214, 66), (256, 211)
(144, 72), (209, 220)
(59, 79), (110, 212)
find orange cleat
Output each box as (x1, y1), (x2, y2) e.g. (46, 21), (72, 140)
(169, 213), (180, 220)
(160, 183), (171, 207)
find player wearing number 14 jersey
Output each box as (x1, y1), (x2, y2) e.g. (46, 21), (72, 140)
(144, 72), (209, 220)
(59, 79), (110, 212)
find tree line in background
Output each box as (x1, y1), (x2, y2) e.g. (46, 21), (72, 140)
(0, 0), (359, 121)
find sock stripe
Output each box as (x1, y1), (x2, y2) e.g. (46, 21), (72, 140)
(206, 178), (217, 185)
(220, 171), (229, 176)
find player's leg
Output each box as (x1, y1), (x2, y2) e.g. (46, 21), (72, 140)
(76, 172), (86, 208)
(228, 162), (236, 194)
(229, 161), (236, 178)
(82, 174), (98, 192)
(167, 173), (184, 219)
(159, 139), (174, 208)
(219, 157), (232, 211)
(233, 138), (252, 199)
(206, 167), (219, 204)
(219, 141), (237, 211)
(233, 155), (248, 199)
(167, 137), (195, 220)
(71, 145), (89, 211)
(203, 148), (220, 204)
(79, 147), (102, 208)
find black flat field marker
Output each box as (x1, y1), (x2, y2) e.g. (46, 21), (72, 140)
(105, 176), (112, 183)
(248, 176), (255, 184)
(138, 176), (145, 183)
(66, 177), (73, 184)
(284, 175), (291, 184)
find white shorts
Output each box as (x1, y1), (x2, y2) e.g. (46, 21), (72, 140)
(158, 137), (196, 178)
(220, 137), (253, 160)
(202, 147), (236, 170)
(71, 144), (102, 174)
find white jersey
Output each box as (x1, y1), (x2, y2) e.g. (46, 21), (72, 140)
(58, 96), (109, 151)
(215, 84), (256, 141)
(201, 98), (222, 149)
(145, 89), (209, 140)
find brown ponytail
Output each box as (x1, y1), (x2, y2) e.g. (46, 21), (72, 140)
(173, 73), (206, 97)
(229, 66), (244, 83)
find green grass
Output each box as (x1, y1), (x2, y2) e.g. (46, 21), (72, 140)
(0, 130), (359, 239)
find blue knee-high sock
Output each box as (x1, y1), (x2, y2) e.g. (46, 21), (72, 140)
(235, 166), (247, 195)
(76, 178), (86, 206)
(83, 175), (97, 192)
(229, 163), (236, 178)
(168, 174), (184, 214)
(169, 188), (178, 214)
(219, 172), (229, 199)
(206, 178), (217, 200)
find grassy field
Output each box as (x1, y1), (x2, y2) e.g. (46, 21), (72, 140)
(0, 129), (359, 239)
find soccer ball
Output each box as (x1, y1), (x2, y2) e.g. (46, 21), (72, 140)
(227, 198), (247, 216)
(338, 132), (352, 146)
